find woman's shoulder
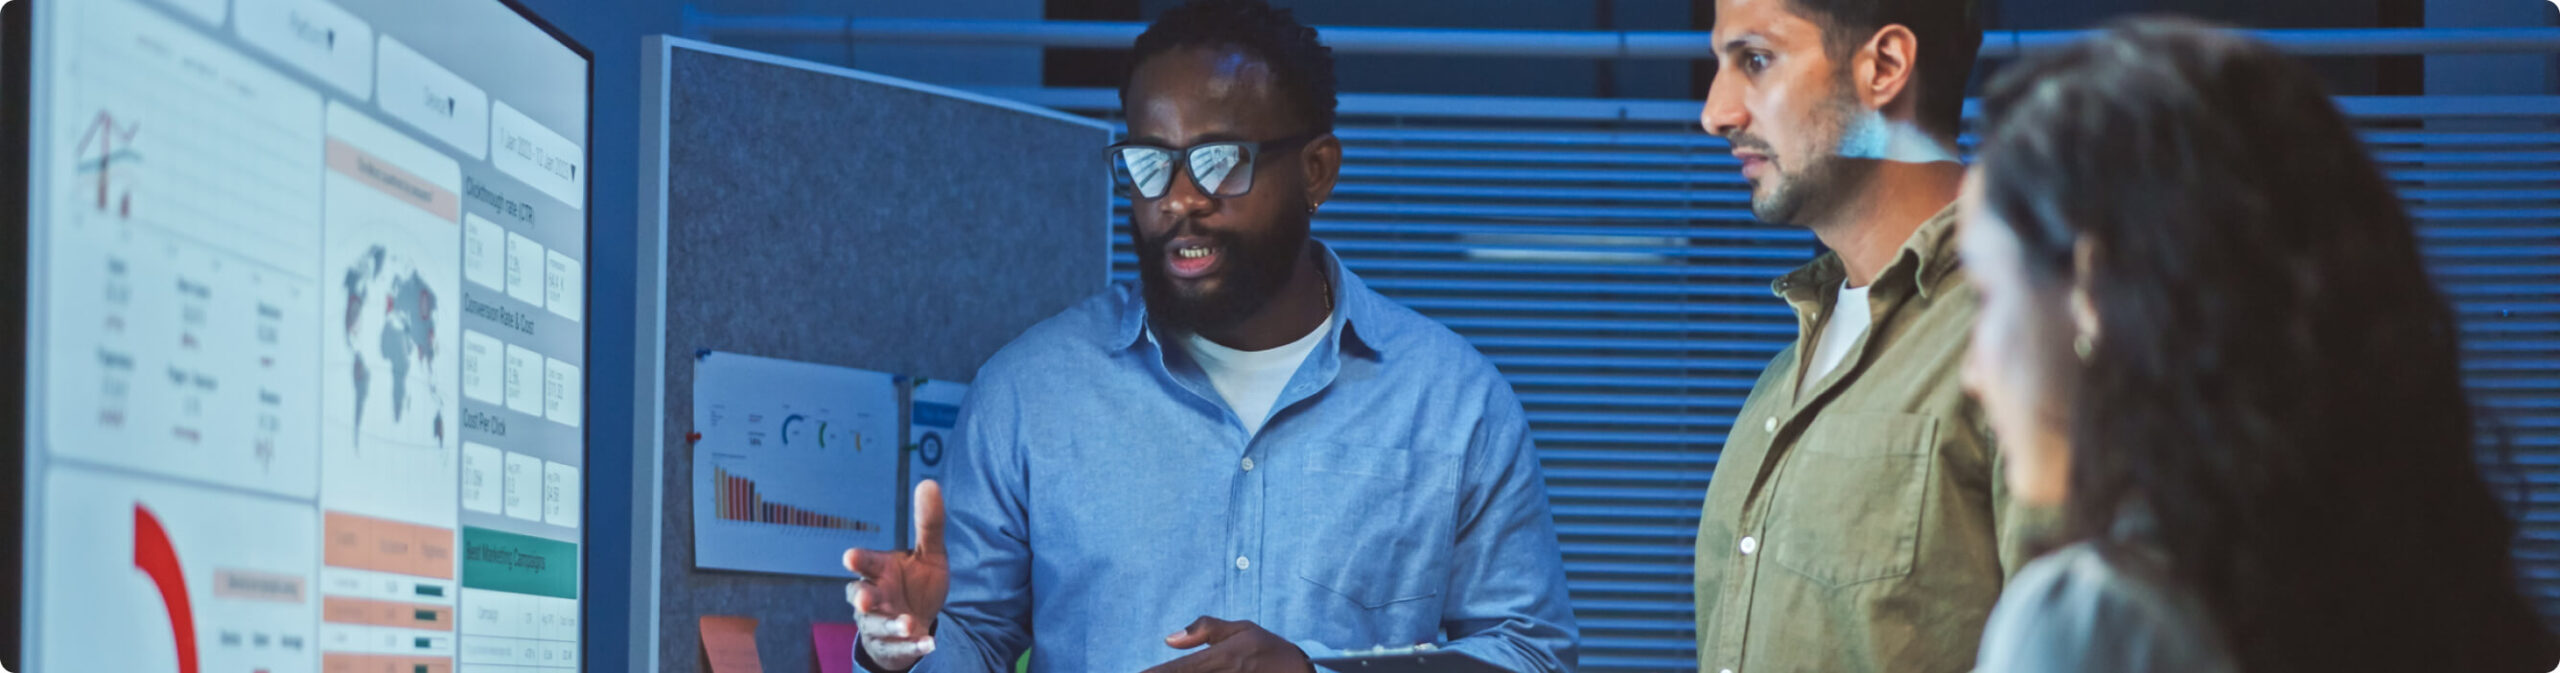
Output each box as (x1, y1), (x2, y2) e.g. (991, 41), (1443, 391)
(1974, 541), (2237, 673)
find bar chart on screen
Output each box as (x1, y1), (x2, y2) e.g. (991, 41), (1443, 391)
(692, 351), (901, 577)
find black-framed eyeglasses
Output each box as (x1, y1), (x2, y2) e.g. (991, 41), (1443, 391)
(1107, 132), (1324, 200)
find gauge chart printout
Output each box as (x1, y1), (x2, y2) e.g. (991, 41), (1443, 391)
(692, 351), (902, 577)
(906, 379), (967, 504)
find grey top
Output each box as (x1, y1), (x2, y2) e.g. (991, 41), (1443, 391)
(1973, 541), (2239, 673)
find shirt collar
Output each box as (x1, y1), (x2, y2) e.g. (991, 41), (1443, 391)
(1114, 240), (1385, 360)
(1768, 201), (1965, 301)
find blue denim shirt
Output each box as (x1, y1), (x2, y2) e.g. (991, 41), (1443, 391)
(914, 243), (1578, 672)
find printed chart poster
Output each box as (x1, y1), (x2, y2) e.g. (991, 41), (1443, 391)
(692, 351), (901, 576)
(907, 379), (969, 499)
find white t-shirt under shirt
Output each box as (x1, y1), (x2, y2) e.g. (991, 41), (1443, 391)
(1181, 312), (1334, 436)
(1798, 281), (1873, 400)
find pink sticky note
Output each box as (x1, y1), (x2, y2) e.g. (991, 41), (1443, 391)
(814, 621), (861, 673)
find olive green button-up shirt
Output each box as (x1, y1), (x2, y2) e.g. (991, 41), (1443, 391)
(1693, 203), (2049, 673)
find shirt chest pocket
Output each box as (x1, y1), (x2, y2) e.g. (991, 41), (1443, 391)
(1766, 412), (1937, 589)
(1270, 441), (1458, 618)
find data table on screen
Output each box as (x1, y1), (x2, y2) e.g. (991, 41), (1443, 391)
(16, 0), (593, 669)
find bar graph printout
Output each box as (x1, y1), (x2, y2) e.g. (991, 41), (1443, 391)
(692, 352), (902, 576)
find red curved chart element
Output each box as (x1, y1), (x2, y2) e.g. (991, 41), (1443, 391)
(134, 504), (200, 673)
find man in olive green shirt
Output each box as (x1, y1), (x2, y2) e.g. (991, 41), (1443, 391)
(1691, 0), (2047, 671)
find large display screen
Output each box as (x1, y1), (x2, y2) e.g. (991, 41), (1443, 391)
(10, 0), (591, 670)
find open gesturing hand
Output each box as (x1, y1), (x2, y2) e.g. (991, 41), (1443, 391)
(841, 480), (949, 671)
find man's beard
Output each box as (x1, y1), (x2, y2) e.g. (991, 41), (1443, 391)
(1747, 85), (1878, 227)
(1135, 209), (1313, 336)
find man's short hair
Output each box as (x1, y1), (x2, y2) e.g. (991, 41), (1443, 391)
(1124, 0), (1339, 134)
(1786, 0), (1982, 138)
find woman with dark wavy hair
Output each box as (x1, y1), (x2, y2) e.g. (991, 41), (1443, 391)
(1955, 17), (2558, 673)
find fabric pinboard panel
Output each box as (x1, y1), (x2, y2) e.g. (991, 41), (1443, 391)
(647, 38), (1112, 673)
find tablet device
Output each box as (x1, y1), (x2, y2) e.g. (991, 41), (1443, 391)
(1311, 647), (1507, 672)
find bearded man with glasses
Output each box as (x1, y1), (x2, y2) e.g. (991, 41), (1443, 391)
(835, 1), (1579, 672)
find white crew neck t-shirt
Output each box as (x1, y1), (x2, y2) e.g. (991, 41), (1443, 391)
(1798, 281), (1873, 399)
(1181, 312), (1333, 436)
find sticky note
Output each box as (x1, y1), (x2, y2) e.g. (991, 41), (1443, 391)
(813, 621), (860, 673)
(700, 615), (765, 673)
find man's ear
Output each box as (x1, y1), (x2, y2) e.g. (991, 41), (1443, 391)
(1855, 24), (1921, 115)
(1301, 132), (1341, 210)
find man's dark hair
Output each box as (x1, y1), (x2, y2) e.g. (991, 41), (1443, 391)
(1786, 0), (1981, 138)
(1123, 0), (1338, 134)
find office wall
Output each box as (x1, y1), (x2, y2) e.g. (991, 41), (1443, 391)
(641, 39), (1111, 673)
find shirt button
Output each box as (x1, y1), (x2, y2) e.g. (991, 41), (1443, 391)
(1235, 556), (1251, 570)
(1763, 417), (1778, 433)
(1241, 457), (1255, 472)
(1739, 536), (1758, 555)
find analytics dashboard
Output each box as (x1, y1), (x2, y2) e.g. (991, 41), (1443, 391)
(11, 0), (592, 670)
